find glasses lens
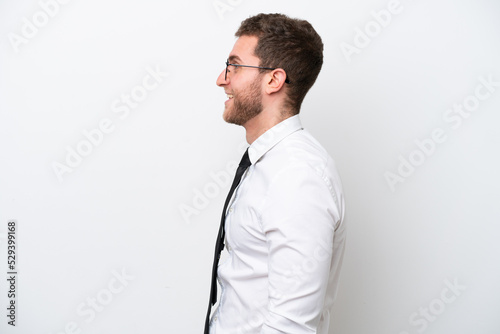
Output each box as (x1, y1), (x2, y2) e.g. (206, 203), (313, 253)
(225, 61), (228, 81)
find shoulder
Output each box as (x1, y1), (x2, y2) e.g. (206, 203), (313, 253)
(261, 129), (340, 186)
(257, 129), (344, 220)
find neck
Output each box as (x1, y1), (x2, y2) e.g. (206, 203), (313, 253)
(243, 108), (291, 144)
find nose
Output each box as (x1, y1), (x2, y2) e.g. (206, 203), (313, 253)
(216, 69), (227, 87)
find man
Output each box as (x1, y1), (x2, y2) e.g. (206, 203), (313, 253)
(206, 13), (346, 334)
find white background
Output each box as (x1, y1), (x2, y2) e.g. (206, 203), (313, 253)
(1, 0), (499, 333)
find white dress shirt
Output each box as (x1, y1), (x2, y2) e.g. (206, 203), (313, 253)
(210, 115), (346, 334)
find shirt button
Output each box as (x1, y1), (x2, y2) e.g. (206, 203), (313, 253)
(229, 208), (233, 213)
(213, 316), (218, 322)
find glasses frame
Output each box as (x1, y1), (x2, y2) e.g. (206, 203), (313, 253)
(225, 60), (291, 84)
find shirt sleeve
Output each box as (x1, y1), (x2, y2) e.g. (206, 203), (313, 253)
(258, 163), (342, 333)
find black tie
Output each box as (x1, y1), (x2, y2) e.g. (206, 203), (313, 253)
(204, 149), (252, 334)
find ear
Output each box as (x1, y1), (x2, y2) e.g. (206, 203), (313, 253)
(264, 68), (288, 94)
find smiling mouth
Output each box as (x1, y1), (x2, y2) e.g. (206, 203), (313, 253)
(226, 94), (234, 99)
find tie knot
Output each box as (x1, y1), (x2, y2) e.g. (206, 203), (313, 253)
(239, 148), (251, 169)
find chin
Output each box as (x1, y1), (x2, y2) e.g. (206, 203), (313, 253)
(222, 108), (231, 122)
(222, 107), (238, 124)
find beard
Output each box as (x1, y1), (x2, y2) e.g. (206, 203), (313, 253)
(223, 78), (263, 126)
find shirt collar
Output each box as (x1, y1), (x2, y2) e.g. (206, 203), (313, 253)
(247, 115), (303, 164)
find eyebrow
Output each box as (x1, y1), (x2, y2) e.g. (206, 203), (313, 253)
(228, 55), (242, 63)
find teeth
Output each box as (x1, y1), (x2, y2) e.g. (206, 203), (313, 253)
(227, 94), (234, 99)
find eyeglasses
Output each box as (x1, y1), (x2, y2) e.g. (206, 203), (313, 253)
(225, 59), (291, 84)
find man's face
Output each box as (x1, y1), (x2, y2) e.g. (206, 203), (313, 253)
(216, 35), (264, 126)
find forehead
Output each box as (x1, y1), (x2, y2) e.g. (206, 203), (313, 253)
(228, 35), (259, 64)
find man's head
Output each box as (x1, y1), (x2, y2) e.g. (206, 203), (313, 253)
(217, 13), (324, 126)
